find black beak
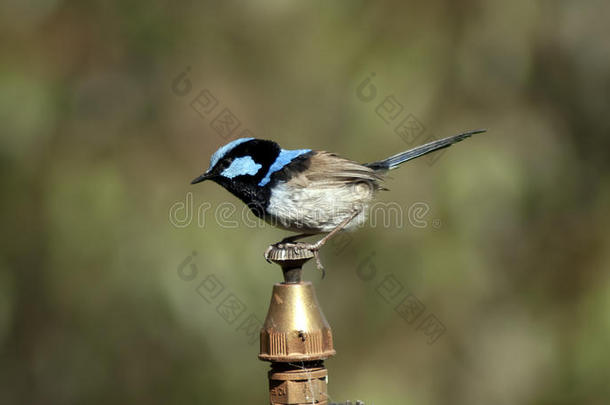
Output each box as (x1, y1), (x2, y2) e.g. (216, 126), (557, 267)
(190, 173), (211, 184)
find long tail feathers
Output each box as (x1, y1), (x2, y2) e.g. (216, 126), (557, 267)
(365, 129), (486, 171)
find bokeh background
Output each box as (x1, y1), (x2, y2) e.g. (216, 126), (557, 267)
(2, 1), (609, 404)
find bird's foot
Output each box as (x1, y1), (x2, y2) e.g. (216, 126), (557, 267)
(263, 241), (326, 278)
(263, 240), (313, 262)
(290, 242), (326, 278)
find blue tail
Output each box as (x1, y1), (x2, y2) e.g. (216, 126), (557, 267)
(365, 129), (486, 171)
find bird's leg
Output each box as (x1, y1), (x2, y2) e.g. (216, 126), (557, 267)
(264, 211), (360, 275)
(312, 211), (359, 250)
(296, 210), (360, 274)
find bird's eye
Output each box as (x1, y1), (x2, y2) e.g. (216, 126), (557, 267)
(217, 157), (233, 171)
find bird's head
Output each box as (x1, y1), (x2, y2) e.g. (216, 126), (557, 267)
(191, 137), (312, 215)
(191, 137), (280, 187)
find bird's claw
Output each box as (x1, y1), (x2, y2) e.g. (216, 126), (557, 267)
(293, 242), (326, 279)
(263, 241), (297, 263)
(312, 250), (326, 279)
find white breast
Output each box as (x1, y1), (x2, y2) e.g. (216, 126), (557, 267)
(265, 182), (375, 233)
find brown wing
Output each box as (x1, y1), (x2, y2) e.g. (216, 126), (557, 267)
(287, 151), (386, 190)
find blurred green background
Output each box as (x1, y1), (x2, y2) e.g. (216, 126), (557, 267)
(1, 1), (609, 404)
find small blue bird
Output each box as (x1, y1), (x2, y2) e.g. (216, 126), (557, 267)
(191, 129), (485, 268)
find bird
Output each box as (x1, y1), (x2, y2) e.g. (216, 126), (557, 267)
(191, 129), (486, 270)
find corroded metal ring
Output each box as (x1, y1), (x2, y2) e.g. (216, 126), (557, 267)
(266, 243), (315, 262)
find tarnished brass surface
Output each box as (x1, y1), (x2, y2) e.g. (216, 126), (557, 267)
(261, 245), (335, 404)
(259, 282), (335, 362)
(269, 363), (328, 405)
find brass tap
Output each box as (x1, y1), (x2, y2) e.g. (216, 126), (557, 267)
(260, 245), (335, 405)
